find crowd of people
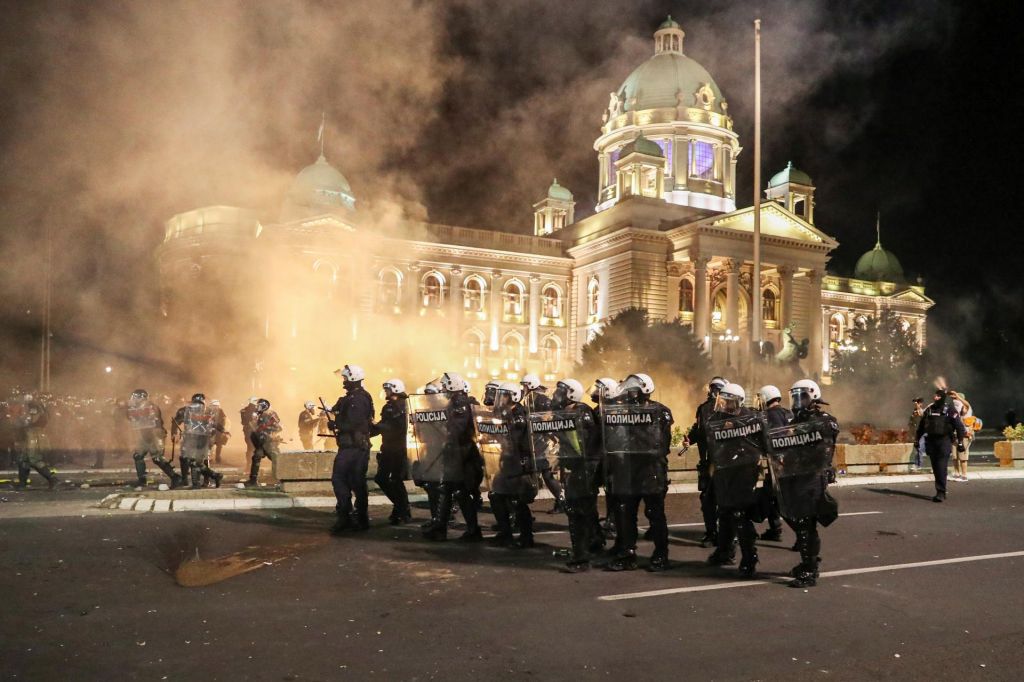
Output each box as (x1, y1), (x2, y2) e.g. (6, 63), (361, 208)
(3, 366), (974, 587)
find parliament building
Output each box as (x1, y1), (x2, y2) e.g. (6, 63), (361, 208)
(157, 18), (933, 392)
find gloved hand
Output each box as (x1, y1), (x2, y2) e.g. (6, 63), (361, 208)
(826, 467), (837, 484)
(956, 443), (966, 454)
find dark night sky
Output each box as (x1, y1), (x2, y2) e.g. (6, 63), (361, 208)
(0, 0), (1021, 412)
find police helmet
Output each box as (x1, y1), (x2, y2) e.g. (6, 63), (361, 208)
(340, 364), (365, 383)
(709, 376), (728, 393)
(441, 372), (468, 394)
(131, 389), (148, 401)
(256, 398), (271, 412)
(496, 381), (523, 405)
(790, 379), (821, 410)
(423, 381), (442, 395)
(483, 380), (501, 407)
(304, 400), (316, 410)
(382, 379), (406, 396)
(715, 383), (745, 413)
(589, 377), (619, 401)
(248, 396), (259, 405)
(190, 393), (206, 405)
(621, 373), (656, 395)
(757, 385), (782, 408)
(521, 373), (544, 392)
(555, 379), (585, 403)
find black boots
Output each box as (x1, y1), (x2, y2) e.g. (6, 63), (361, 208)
(423, 489), (453, 541)
(789, 526), (822, 588)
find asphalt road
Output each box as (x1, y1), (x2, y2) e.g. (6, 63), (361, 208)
(1, 479), (1023, 681)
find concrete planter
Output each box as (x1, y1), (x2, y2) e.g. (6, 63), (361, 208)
(835, 443), (916, 474)
(994, 441), (1024, 468)
(273, 449), (338, 492)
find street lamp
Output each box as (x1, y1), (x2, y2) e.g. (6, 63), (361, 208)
(718, 329), (739, 367)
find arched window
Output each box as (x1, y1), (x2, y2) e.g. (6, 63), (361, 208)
(679, 279), (694, 313)
(376, 268), (401, 309)
(503, 280), (525, 319)
(463, 276), (485, 313)
(541, 284), (561, 319)
(829, 313), (845, 344)
(502, 333), (523, 371)
(542, 335), (562, 374)
(762, 289), (778, 322)
(314, 261), (337, 301)
(421, 272), (444, 308)
(587, 277), (600, 318)
(464, 330), (485, 369)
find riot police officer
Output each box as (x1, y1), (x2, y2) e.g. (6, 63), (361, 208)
(240, 396), (259, 463)
(522, 373), (564, 513)
(605, 374), (673, 572)
(371, 379), (412, 525)
(783, 379), (841, 588)
(126, 389), (181, 489)
(489, 382), (537, 548)
(423, 372), (481, 541)
(549, 379), (600, 572)
(14, 394), (57, 490)
(329, 365), (375, 534)
(705, 383), (767, 578)
(757, 385), (792, 542)
(688, 377), (728, 547)
(172, 394), (224, 489)
(590, 377), (619, 545)
(248, 398), (281, 486)
(915, 387), (966, 504)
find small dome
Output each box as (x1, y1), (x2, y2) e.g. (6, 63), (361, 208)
(658, 15), (681, 30)
(854, 242), (904, 282)
(620, 134), (664, 158)
(547, 178), (573, 201)
(280, 154), (355, 221)
(768, 161), (813, 188)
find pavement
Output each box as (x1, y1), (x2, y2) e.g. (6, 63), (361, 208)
(1, 477), (1023, 680)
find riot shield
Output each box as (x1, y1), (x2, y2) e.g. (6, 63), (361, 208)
(474, 405), (536, 496)
(768, 419), (834, 519)
(529, 409), (596, 500)
(407, 393), (453, 484)
(706, 412), (768, 509)
(601, 404), (666, 496)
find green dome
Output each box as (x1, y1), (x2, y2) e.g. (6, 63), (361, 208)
(547, 178), (573, 201)
(854, 242), (904, 282)
(616, 52), (727, 116)
(658, 15), (681, 30)
(620, 134), (664, 158)
(769, 161), (813, 188)
(284, 154), (355, 215)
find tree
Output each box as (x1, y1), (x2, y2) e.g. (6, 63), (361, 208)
(830, 309), (920, 385)
(576, 307), (711, 422)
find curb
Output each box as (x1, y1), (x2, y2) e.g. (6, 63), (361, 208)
(95, 469), (1024, 514)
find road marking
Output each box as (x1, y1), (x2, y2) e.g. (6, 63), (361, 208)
(534, 511), (883, 536)
(597, 550), (1024, 601)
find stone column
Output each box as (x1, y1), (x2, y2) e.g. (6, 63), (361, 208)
(693, 256), (710, 343)
(778, 265), (794, 330)
(807, 269), (824, 380)
(528, 274), (541, 355)
(489, 270), (503, 352)
(725, 258), (740, 335)
(666, 263), (684, 322)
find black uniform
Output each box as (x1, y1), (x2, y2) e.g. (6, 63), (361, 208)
(784, 404), (840, 586)
(608, 398), (674, 570)
(915, 399), (966, 500)
(688, 395), (719, 544)
(423, 391), (481, 540)
(490, 401), (537, 547)
(559, 402), (600, 567)
(330, 384), (375, 531)
(760, 404), (794, 539)
(706, 407), (769, 573)
(525, 390), (564, 507)
(371, 393), (411, 523)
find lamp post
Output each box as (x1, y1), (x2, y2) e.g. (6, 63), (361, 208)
(719, 329), (739, 368)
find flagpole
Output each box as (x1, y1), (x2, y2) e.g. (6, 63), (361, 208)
(751, 18), (763, 392)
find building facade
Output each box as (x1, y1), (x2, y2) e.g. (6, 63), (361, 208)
(157, 18), (932, 390)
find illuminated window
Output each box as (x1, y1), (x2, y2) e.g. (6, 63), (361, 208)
(587, 277), (600, 318)
(542, 336), (562, 374)
(679, 279), (694, 313)
(654, 139), (673, 174)
(502, 334), (523, 371)
(503, 280), (525, 319)
(690, 141), (714, 180)
(711, 289), (727, 331)
(762, 289), (778, 322)
(542, 285), (561, 319)
(464, 330), (485, 369)
(829, 313), (845, 344)
(377, 268), (401, 308)
(421, 273), (444, 308)
(463, 276), (485, 313)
